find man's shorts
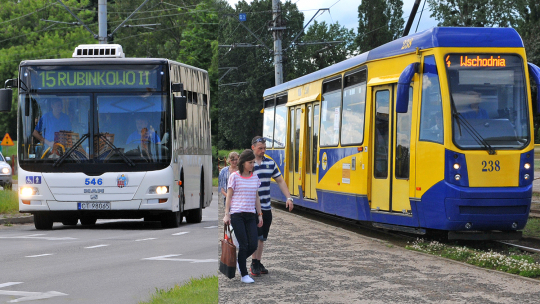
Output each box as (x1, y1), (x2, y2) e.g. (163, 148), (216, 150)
(257, 209), (272, 241)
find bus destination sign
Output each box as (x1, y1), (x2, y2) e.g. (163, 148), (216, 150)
(26, 67), (162, 91)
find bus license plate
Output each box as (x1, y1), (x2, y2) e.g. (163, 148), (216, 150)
(78, 202), (111, 210)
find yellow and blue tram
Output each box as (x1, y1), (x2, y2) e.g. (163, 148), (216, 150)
(262, 27), (540, 239)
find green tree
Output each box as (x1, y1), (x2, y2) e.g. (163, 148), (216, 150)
(426, 0), (517, 27)
(356, 0), (404, 53)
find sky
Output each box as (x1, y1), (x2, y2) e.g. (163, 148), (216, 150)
(226, 0), (440, 35)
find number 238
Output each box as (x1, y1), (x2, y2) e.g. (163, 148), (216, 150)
(482, 160), (500, 172)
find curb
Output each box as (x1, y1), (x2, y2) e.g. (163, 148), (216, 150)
(0, 215), (33, 225)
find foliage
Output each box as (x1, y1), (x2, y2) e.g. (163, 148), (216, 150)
(139, 275), (217, 304)
(426, 0), (517, 27)
(407, 239), (540, 278)
(0, 190), (18, 215)
(355, 0), (404, 53)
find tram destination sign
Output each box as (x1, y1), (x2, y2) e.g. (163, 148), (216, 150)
(445, 54), (512, 68)
(24, 65), (163, 91)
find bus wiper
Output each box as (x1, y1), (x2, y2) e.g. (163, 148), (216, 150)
(97, 133), (135, 167)
(450, 95), (495, 155)
(53, 133), (89, 167)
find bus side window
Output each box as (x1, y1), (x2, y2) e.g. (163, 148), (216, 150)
(419, 56), (444, 144)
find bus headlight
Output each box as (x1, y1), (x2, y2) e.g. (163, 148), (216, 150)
(524, 163), (531, 170)
(148, 186), (169, 194)
(453, 163), (460, 170)
(20, 187), (39, 197)
(454, 174), (461, 181)
(1, 167), (10, 174)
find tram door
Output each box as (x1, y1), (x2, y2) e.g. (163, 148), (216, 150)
(288, 106), (304, 197)
(304, 103), (318, 200)
(370, 84), (411, 212)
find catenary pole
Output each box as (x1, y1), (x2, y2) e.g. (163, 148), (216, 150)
(272, 0), (283, 85)
(98, 0), (107, 44)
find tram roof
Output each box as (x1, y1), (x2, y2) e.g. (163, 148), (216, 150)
(263, 27), (523, 97)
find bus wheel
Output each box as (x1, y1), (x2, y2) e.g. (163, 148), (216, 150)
(62, 218), (78, 226)
(34, 213), (53, 230)
(161, 211), (182, 228)
(80, 217), (97, 226)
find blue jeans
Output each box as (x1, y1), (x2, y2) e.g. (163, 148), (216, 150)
(230, 212), (258, 276)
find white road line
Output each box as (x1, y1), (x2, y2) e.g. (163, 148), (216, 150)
(0, 282), (22, 288)
(85, 244), (109, 249)
(204, 226), (218, 229)
(143, 254), (216, 263)
(135, 238), (156, 242)
(25, 254), (53, 258)
(172, 232), (189, 236)
(0, 235), (77, 241)
(0, 282), (67, 302)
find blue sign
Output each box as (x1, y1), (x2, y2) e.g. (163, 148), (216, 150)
(25, 176), (41, 184)
(239, 13), (246, 22)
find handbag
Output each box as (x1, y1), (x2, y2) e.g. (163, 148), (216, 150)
(219, 224), (237, 279)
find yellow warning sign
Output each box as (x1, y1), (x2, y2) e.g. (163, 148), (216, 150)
(1, 133), (14, 146)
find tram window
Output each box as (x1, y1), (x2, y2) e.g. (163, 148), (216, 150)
(289, 109), (294, 173)
(320, 78), (342, 147)
(273, 105), (287, 148)
(295, 108), (301, 173)
(395, 87), (413, 179)
(263, 98), (275, 148)
(307, 105), (312, 175)
(419, 56), (444, 144)
(374, 90), (390, 178)
(313, 105), (319, 174)
(341, 70), (367, 146)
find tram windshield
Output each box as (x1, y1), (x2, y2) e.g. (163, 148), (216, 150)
(445, 54), (530, 150)
(17, 64), (172, 172)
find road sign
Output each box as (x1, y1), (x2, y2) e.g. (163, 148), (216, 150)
(1, 133), (14, 146)
(239, 13), (246, 22)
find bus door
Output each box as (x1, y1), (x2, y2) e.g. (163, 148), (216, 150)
(304, 103), (319, 200)
(371, 84), (412, 213)
(287, 105), (306, 197)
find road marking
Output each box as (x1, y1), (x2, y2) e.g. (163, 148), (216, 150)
(172, 232), (189, 236)
(143, 254), (216, 263)
(0, 282), (67, 302)
(204, 226), (218, 229)
(25, 254), (53, 258)
(85, 244), (109, 249)
(0, 235), (77, 241)
(135, 238), (156, 242)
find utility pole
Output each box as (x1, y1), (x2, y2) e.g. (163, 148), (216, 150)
(270, 0), (285, 85)
(98, 0), (107, 44)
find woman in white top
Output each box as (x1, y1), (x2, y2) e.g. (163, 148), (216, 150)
(223, 149), (263, 283)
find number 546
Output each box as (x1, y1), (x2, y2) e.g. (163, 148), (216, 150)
(85, 178), (103, 185)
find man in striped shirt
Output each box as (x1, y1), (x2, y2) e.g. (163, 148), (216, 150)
(250, 136), (293, 276)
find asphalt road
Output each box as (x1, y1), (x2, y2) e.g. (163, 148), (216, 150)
(0, 190), (218, 304)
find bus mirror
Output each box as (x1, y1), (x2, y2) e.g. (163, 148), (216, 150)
(396, 62), (418, 113)
(174, 96), (187, 120)
(528, 63), (540, 114)
(25, 94), (30, 116)
(0, 89), (12, 112)
(171, 83), (183, 93)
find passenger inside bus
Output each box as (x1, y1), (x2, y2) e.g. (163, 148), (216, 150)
(458, 91), (489, 119)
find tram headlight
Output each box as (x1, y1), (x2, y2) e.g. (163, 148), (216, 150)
(453, 163), (460, 170)
(20, 187), (39, 197)
(148, 186), (169, 195)
(524, 174), (530, 180)
(524, 163), (531, 170)
(454, 174), (461, 181)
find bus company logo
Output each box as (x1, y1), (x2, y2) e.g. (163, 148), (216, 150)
(117, 174), (128, 188)
(322, 152), (328, 171)
(90, 195), (98, 200)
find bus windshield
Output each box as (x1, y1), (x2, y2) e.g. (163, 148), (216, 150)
(445, 54), (530, 150)
(18, 64), (171, 172)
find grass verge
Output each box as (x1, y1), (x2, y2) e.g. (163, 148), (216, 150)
(523, 218), (540, 238)
(407, 239), (540, 278)
(140, 275), (217, 304)
(212, 177), (218, 187)
(0, 190), (18, 215)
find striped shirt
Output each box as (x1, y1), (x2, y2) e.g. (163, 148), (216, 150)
(254, 156), (281, 210)
(228, 171), (261, 214)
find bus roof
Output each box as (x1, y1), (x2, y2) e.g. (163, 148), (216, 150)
(20, 58), (169, 66)
(263, 27), (523, 97)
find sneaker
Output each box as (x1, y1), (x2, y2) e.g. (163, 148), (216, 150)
(241, 275), (254, 283)
(259, 262), (268, 274)
(250, 262), (261, 277)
